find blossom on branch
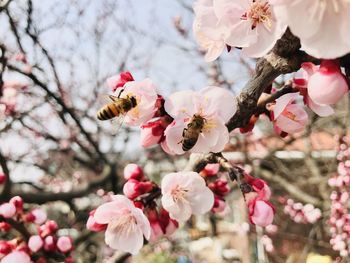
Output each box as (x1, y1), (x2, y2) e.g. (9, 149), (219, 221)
(93, 195), (151, 255)
(164, 86), (236, 154)
(271, 93), (308, 135)
(161, 171), (214, 222)
(193, 0), (287, 61)
(271, 0), (350, 59)
(114, 78), (158, 126)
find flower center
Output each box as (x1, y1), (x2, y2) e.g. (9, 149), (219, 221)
(109, 212), (137, 236)
(171, 186), (189, 203)
(242, 0), (272, 30)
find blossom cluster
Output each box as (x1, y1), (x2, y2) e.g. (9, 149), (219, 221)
(0, 196), (73, 263)
(328, 136), (350, 258)
(104, 71), (237, 155)
(193, 0), (350, 61)
(283, 199), (322, 224)
(86, 163), (274, 254)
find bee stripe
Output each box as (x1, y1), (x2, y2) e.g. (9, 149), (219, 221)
(104, 108), (113, 119)
(109, 104), (119, 116)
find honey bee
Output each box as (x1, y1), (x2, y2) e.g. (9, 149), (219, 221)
(182, 114), (206, 151)
(96, 94), (137, 121)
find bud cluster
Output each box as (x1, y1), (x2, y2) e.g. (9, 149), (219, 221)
(328, 136), (350, 258)
(0, 196), (74, 262)
(283, 199), (322, 224)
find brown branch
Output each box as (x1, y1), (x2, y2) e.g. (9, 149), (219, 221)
(0, 151), (11, 198)
(226, 30), (303, 131)
(5, 166), (112, 204)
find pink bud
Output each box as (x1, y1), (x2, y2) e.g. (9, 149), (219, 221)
(1, 251), (31, 263)
(65, 257), (75, 263)
(0, 203), (16, 218)
(28, 235), (43, 252)
(86, 209), (107, 232)
(43, 236), (56, 251)
(9, 196), (23, 212)
(32, 208), (47, 225)
(123, 164), (144, 181)
(123, 179), (153, 199)
(107, 71), (134, 92)
(212, 196), (227, 213)
(209, 179), (230, 196)
(0, 222), (11, 232)
(0, 173), (6, 184)
(39, 220), (58, 238)
(249, 200), (275, 227)
(57, 236), (73, 253)
(308, 60), (349, 105)
(140, 119), (165, 148)
(149, 221), (164, 242)
(201, 163), (220, 177)
(0, 240), (11, 254)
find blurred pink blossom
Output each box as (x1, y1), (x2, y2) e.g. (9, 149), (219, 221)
(1, 251), (31, 263)
(271, 0), (350, 59)
(57, 236), (73, 253)
(123, 163), (144, 181)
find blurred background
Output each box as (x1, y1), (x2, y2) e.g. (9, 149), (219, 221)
(0, 0), (349, 262)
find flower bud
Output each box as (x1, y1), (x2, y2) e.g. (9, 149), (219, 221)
(140, 119), (165, 148)
(308, 60), (349, 105)
(123, 164), (144, 181)
(43, 236), (56, 251)
(201, 163), (220, 177)
(0, 173), (7, 184)
(248, 199), (275, 227)
(0, 203), (16, 218)
(212, 196), (227, 213)
(209, 179), (230, 196)
(123, 179), (153, 199)
(0, 222), (11, 232)
(0, 240), (11, 254)
(107, 71), (134, 92)
(9, 196), (23, 212)
(28, 235), (44, 253)
(86, 209), (107, 232)
(57, 236), (73, 253)
(31, 208), (47, 225)
(39, 220), (58, 238)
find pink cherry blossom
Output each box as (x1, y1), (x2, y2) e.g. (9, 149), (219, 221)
(123, 179), (153, 200)
(28, 235), (44, 252)
(307, 60), (349, 105)
(271, 0), (350, 59)
(86, 210), (107, 232)
(193, 0), (229, 61)
(0, 203), (16, 218)
(293, 62), (335, 117)
(212, 196), (227, 213)
(164, 86), (236, 154)
(107, 71), (134, 92)
(57, 236), (73, 253)
(161, 171), (214, 222)
(213, 0), (287, 57)
(31, 208), (47, 225)
(249, 199), (275, 227)
(123, 163), (144, 181)
(1, 251), (31, 263)
(115, 78), (158, 126)
(272, 93), (308, 134)
(93, 195), (151, 255)
(244, 173), (271, 200)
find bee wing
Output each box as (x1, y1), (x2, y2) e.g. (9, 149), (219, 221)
(96, 94), (126, 134)
(110, 114), (126, 134)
